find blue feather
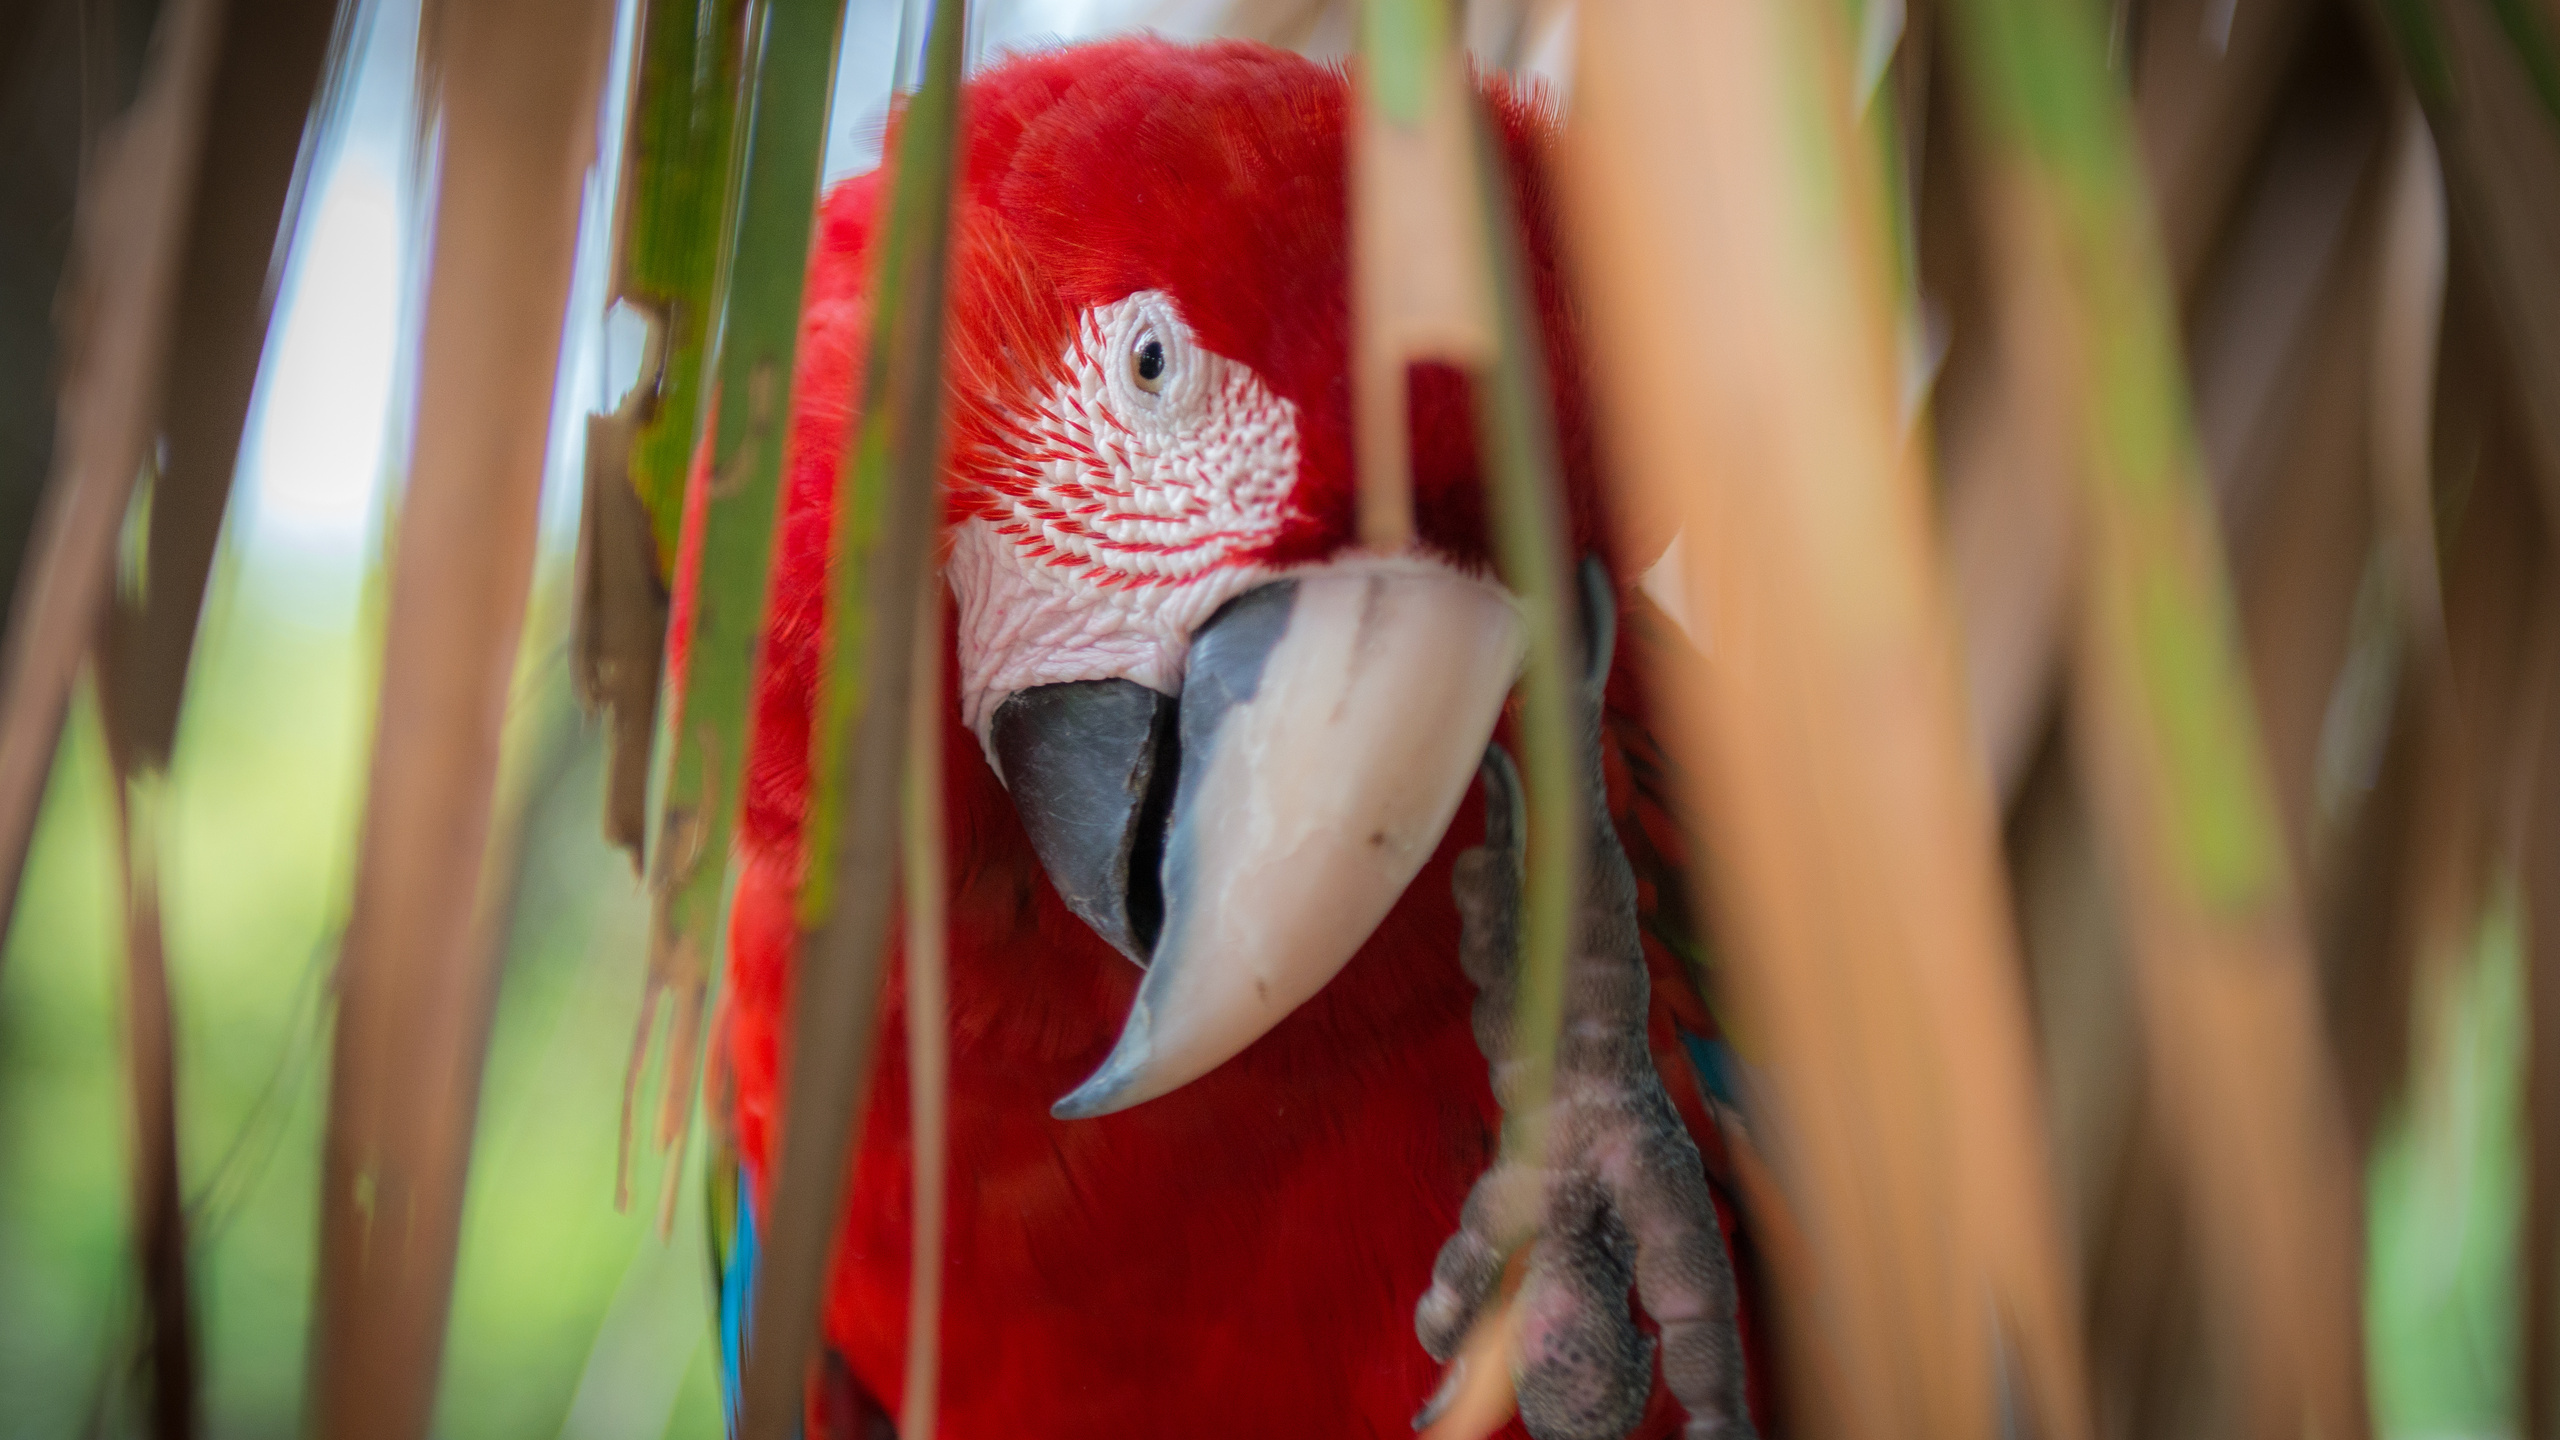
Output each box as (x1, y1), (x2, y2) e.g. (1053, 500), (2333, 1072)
(712, 1161), (762, 1439)
(1679, 1030), (1746, 1111)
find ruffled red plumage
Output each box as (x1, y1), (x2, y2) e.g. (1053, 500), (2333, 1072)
(692, 37), (1770, 1438)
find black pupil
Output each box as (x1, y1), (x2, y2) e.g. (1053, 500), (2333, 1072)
(1136, 337), (1166, 383)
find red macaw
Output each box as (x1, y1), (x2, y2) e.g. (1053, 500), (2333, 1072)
(693, 36), (1775, 1440)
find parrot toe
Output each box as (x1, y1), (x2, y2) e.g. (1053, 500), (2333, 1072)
(1417, 1155), (1536, 1361)
(1513, 1174), (1653, 1440)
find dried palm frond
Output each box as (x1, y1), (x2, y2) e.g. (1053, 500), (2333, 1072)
(309, 0), (616, 1432)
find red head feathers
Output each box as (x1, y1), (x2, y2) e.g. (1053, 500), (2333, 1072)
(700, 37), (1766, 1440)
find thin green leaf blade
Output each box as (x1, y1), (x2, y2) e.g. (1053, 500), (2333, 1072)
(738, 0), (966, 1434)
(621, 0), (751, 565)
(630, 0), (842, 1225)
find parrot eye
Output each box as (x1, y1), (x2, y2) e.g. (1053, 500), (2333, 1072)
(1132, 331), (1169, 392)
(1094, 293), (1201, 421)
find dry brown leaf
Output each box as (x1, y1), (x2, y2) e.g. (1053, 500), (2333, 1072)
(80, 23), (344, 1418)
(2320, 643), (2470, 1151)
(2368, 96), (2451, 652)
(2441, 395), (2551, 871)
(573, 399), (670, 862)
(1566, 5), (2089, 1440)
(1922, 17), (2080, 803)
(2000, 108), (2368, 1423)
(2416, 0), (2560, 532)
(2325, 343), (2550, 1163)
(2303, 90), (2474, 1168)
(2423, 382), (2560, 1440)
(0, 0), (225, 958)
(98, 0), (342, 777)
(2035, 214), (2367, 1440)
(2134, 0), (2320, 295)
(108, 774), (197, 1440)
(2006, 747), (2130, 1257)
(308, 0), (617, 1431)
(2189, 39), (2384, 549)
(2225, 177), (2385, 874)
(1937, 207), (2082, 801)
(1938, 0), (2362, 806)
(2003, 751), (2215, 1440)
(1951, 12), (2368, 1434)
(898, 570), (950, 1440)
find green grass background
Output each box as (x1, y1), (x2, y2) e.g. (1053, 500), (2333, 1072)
(0, 537), (2531, 1440)
(0, 549), (721, 1440)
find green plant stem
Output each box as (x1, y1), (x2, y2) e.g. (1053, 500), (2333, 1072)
(633, 0), (839, 1229)
(735, 0), (965, 1434)
(1466, 102), (1580, 1173)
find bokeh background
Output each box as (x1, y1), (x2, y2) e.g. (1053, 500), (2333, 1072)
(0, 0), (2538, 1435)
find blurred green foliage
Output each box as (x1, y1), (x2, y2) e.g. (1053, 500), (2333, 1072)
(0, 501), (2538, 1440)
(0, 548), (720, 1439)
(1, 556), (2531, 1440)
(2368, 891), (2528, 1440)
(0, 14), (2542, 1436)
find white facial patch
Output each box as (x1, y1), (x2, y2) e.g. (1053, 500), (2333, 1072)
(950, 290), (1301, 751)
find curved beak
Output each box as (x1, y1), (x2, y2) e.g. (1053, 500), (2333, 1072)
(989, 678), (1178, 964)
(991, 561), (1525, 1119)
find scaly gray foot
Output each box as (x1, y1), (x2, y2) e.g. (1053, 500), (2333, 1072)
(1415, 563), (1755, 1440)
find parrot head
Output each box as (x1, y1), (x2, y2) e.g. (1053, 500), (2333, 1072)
(886, 38), (1595, 1118)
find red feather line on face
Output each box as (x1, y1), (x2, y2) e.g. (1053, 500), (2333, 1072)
(958, 300), (1294, 590)
(896, 39), (1606, 581)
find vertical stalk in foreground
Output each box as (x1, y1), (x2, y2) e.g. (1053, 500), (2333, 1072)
(310, 0), (616, 1432)
(100, 0), (344, 797)
(83, 16), (342, 1412)
(594, 0), (750, 1224)
(108, 774), (196, 1440)
(608, 0), (750, 571)
(1353, 3), (1580, 1424)
(1465, 98), (1578, 1214)
(736, 1), (964, 1434)
(2378, 0), (2560, 547)
(1562, 2), (2090, 1438)
(1350, 0), (1491, 549)
(634, 0), (843, 1233)
(1945, 0), (2363, 1431)
(0, 0), (224, 961)
(900, 574), (949, 1440)
(580, 0), (745, 869)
